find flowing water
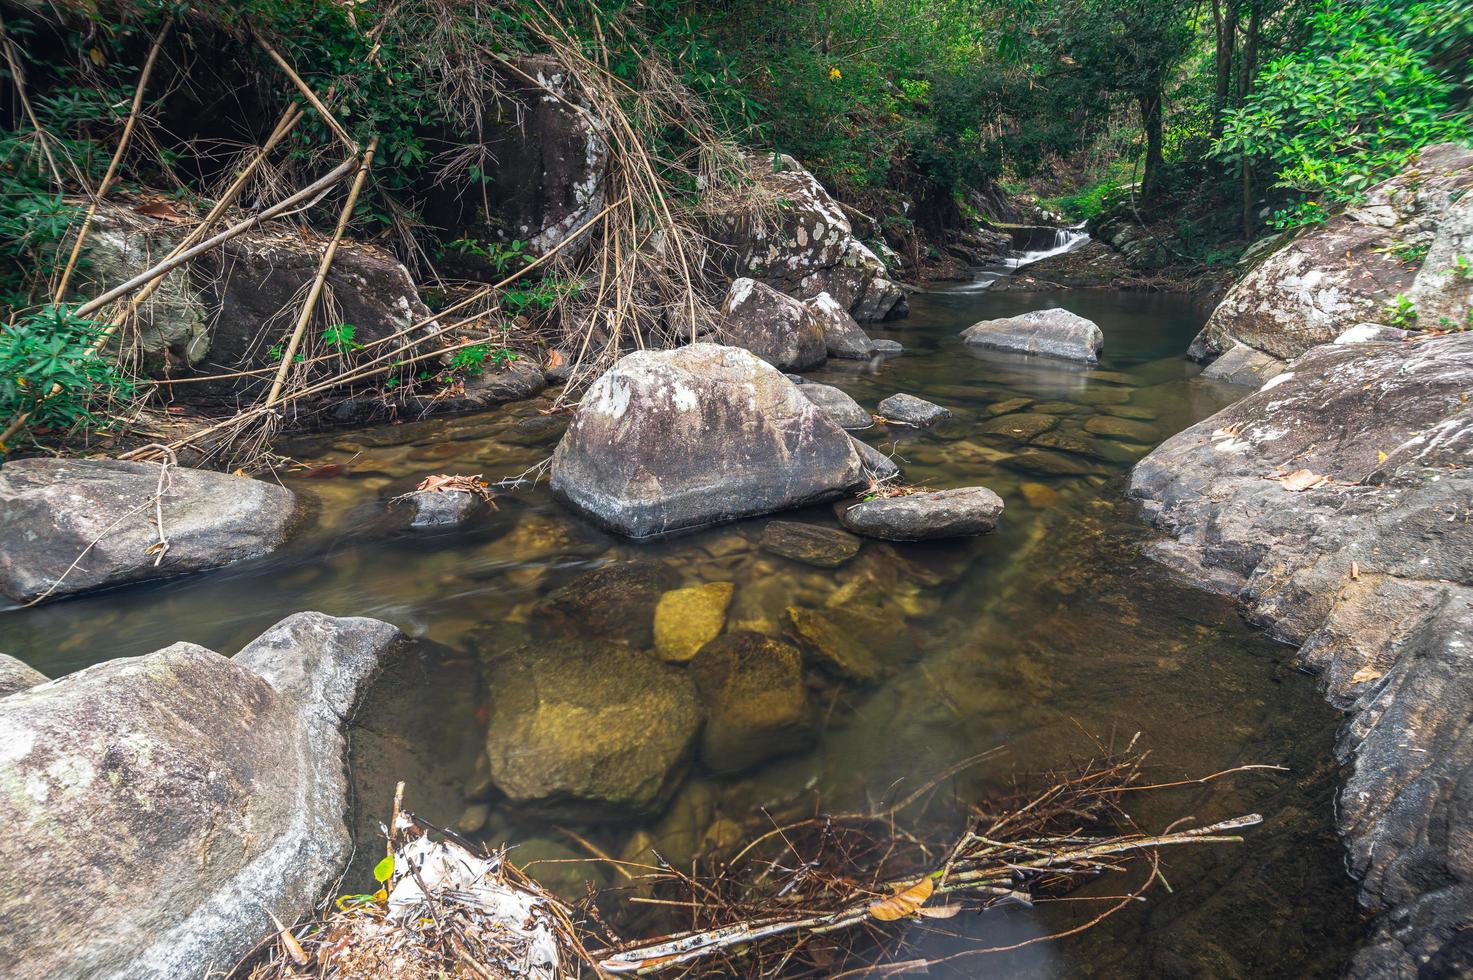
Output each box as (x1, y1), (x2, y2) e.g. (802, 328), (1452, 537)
(0, 273), (1366, 976)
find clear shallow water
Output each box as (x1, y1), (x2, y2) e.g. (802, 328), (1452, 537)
(0, 281), (1365, 976)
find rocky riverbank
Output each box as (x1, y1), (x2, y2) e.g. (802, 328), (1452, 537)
(1130, 144), (1473, 976)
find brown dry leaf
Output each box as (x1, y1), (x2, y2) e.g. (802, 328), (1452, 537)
(869, 875), (934, 921)
(414, 473), (497, 504)
(265, 908), (310, 967)
(1274, 469), (1330, 492)
(134, 200), (183, 221)
(917, 903), (963, 919)
(1350, 666), (1383, 686)
(1211, 422), (1245, 440)
(546, 348), (565, 371)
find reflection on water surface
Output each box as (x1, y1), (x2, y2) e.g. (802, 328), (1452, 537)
(0, 284), (1365, 977)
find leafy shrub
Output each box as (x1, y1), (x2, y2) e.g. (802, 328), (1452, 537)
(0, 306), (135, 451)
(1215, 0), (1473, 210)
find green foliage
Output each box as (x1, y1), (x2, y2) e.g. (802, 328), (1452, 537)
(321, 322), (361, 353)
(0, 306), (135, 448)
(449, 344), (518, 376)
(1385, 293), (1419, 327)
(500, 277), (582, 315)
(1043, 178), (1126, 221)
(441, 238), (530, 275)
(1216, 1), (1473, 209)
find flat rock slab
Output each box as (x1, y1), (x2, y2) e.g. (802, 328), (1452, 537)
(870, 339), (904, 354)
(976, 413), (1058, 440)
(550, 344), (865, 537)
(760, 520), (863, 568)
(786, 605), (881, 684)
(961, 308), (1103, 363)
(653, 582), (734, 662)
(878, 393), (952, 427)
(0, 612), (409, 980)
(1200, 342), (1286, 387)
(0, 458), (300, 604)
(1128, 333), (1473, 977)
(801, 382), (872, 429)
(1083, 415), (1158, 442)
(839, 486), (1004, 541)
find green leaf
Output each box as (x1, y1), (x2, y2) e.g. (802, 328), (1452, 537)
(373, 855), (394, 883)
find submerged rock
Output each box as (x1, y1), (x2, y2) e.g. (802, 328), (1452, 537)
(838, 487), (1004, 541)
(719, 277), (827, 371)
(689, 632), (814, 773)
(804, 291), (875, 358)
(536, 562), (677, 648)
(961, 308), (1104, 363)
(870, 339), (904, 355)
(1199, 342), (1286, 386)
(1193, 143), (1473, 361)
(878, 393), (952, 427)
(654, 582), (734, 662)
(1083, 415), (1158, 443)
(976, 412), (1058, 440)
(800, 382), (872, 430)
(0, 612), (411, 980)
(550, 344), (866, 537)
(482, 641), (702, 817)
(0, 458), (300, 604)
(786, 605), (881, 684)
(1129, 333), (1473, 976)
(760, 520), (862, 568)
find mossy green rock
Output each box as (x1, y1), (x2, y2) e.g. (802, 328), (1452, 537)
(760, 520), (863, 568)
(483, 641), (702, 817)
(654, 582), (735, 662)
(690, 632), (814, 773)
(786, 606), (882, 684)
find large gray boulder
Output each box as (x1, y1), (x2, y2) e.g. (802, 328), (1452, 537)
(1193, 143), (1473, 361)
(0, 612), (411, 980)
(1199, 342), (1286, 386)
(482, 641), (702, 817)
(804, 291), (876, 358)
(1407, 188), (1473, 329)
(1129, 333), (1473, 977)
(961, 308), (1104, 363)
(719, 278), (827, 371)
(703, 154), (906, 321)
(0, 458), (300, 604)
(839, 487), (1004, 541)
(550, 344), (867, 537)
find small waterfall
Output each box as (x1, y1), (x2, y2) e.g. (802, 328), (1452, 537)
(1004, 224), (1089, 270)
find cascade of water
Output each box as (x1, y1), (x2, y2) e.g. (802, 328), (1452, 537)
(1004, 223), (1088, 269)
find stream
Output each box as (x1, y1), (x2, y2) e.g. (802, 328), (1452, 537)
(0, 268), (1366, 976)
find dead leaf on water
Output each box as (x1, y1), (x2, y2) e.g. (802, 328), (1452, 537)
(869, 875), (934, 921)
(917, 903), (962, 919)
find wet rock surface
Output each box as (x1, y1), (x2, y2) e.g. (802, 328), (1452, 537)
(961, 308), (1104, 363)
(805, 291), (876, 358)
(0, 612), (410, 980)
(550, 344), (866, 537)
(1129, 333), (1473, 977)
(1199, 342), (1286, 386)
(401, 490), (484, 529)
(760, 520), (863, 568)
(839, 487), (1004, 541)
(878, 392), (952, 427)
(800, 382), (873, 429)
(654, 582), (734, 662)
(689, 631), (814, 773)
(719, 277), (827, 371)
(536, 561), (677, 647)
(482, 641), (703, 818)
(0, 458), (300, 604)
(1193, 143), (1473, 361)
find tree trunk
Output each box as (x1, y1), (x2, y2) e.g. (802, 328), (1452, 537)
(1238, 2), (1262, 236)
(1211, 0), (1240, 140)
(1139, 90), (1165, 201)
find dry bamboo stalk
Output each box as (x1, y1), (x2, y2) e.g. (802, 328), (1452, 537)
(252, 29), (359, 153)
(75, 155), (359, 318)
(264, 135), (379, 406)
(53, 19), (173, 301)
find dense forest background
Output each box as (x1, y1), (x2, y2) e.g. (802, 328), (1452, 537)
(0, 0), (1470, 450)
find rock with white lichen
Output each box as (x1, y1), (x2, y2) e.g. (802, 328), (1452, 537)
(550, 344), (868, 537)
